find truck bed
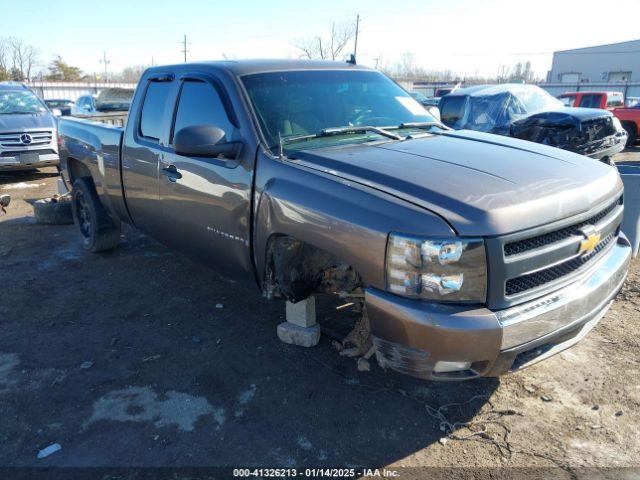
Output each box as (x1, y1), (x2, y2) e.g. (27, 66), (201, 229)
(71, 111), (128, 128)
(58, 117), (126, 220)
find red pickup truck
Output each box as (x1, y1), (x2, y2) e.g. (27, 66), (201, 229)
(558, 91), (639, 144)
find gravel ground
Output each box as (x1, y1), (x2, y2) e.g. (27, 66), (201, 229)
(0, 150), (638, 479)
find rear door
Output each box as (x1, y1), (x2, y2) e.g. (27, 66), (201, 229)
(156, 73), (254, 279)
(121, 74), (176, 236)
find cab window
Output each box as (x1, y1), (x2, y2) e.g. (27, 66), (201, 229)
(578, 94), (603, 108)
(172, 81), (234, 142)
(140, 81), (172, 140)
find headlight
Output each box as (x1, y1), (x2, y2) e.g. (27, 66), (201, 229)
(385, 233), (487, 303)
(612, 117), (623, 131)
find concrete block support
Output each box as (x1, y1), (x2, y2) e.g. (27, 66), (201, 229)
(277, 297), (320, 347)
(285, 297), (316, 327)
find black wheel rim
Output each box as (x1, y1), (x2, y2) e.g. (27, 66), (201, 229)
(76, 190), (92, 240)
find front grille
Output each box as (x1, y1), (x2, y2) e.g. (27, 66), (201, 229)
(504, 197), (621, 256)
(581, 116), (615, 142)
(505, 232), (616, 296)
(0, 130), (54, 148)
(486, 193), (625, 308)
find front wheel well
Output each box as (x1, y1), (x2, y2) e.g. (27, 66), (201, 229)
(263, 235), (363, 302)
(621, 120), (638, 136)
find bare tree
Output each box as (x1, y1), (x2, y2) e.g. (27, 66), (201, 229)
(4, 37), (39, 80)
(294, 21), (356, 61)
(113, 65), (147, 83)
(23, 44), (39, 80)
(295, 36), (325, 60)
(0, 38), (9, 80)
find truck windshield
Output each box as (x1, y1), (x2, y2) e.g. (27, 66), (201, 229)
(241, 70), (435, 150)
(0, 90), (48, 115)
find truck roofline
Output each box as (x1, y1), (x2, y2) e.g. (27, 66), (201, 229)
(144, 59), (372, 78)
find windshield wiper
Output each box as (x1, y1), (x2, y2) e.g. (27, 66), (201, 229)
(281, 125), (402, 148)
(396, 121), (451, 131)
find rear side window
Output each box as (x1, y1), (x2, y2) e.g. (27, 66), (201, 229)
(578, 94), (603, 108)
(606, 94), (624, 108)
(172, 81), (234, 141)
(440, 96), (466, 127)
(140, 81), (172, 140)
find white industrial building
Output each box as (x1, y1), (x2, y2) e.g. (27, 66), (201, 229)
(548, 39), (640, 83)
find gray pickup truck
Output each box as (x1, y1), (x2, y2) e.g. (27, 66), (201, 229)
(58, 60), (631, 380)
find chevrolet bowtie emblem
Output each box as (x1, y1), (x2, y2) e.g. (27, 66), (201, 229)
(578, 225), (601, 256)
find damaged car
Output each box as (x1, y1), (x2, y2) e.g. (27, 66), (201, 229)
(439, 84), (628, 162)
(57, 61), (631, 380)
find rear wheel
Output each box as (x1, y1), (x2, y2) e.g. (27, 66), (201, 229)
(71, 177), (121, 252)
(623, 122), (637, 146)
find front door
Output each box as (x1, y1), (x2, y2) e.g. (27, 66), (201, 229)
(156, 76), (253, 279)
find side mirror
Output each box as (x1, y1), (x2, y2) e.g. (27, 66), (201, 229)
(51, 108), (62, 117)
(174, 125), (242, 158)
(427, 106), (441, 121)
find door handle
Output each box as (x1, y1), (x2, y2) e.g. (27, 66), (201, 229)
(161, 164), (182, 182)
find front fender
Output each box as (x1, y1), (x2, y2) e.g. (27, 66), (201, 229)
(253, 155), (455, 291)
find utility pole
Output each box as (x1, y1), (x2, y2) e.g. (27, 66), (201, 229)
(180, 35), (188, 62)
(99, 51), (110, 82)
(353, 14), (360, 59)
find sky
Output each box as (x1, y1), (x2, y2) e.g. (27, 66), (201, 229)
(2, 0), (640, 80)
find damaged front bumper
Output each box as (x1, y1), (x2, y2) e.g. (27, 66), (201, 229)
(576, 130), (628, 160)
(367, 235), (631, 380)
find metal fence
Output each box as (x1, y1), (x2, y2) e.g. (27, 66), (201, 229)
(26, 81), (137, 102)
(538, 82), (640, 99)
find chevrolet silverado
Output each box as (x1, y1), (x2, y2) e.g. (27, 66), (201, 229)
(58, 60), (631, 380)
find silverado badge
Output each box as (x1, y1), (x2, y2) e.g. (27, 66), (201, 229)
(578, 225), (601, 256)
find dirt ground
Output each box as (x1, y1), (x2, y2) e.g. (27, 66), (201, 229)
(0, 149), (639, 479)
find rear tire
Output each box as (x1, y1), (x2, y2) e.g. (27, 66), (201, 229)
(71, 177), (121, 252)
(623, 122), (637, 146)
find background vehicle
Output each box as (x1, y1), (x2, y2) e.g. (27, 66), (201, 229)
(614, 107), (640, 145)
(558, 91), (624, 109)
(435, 86), (457, 97)
(71, 88), (134, 127)
(0, 83), (59, 171)
(556, 91), (639, 145)
(440, 84), (628, 161)
(73, 94), (97, 114)
(58, 60), (630, 380)
(410, 91), (439, 107)
(44, 99), (75, 116)
(625, 97), (640, 108)
(73, 88), (134, 115)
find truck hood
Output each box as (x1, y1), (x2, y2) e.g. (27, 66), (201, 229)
(288, 130), (623, 236)
(0, 113), (56, 131)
